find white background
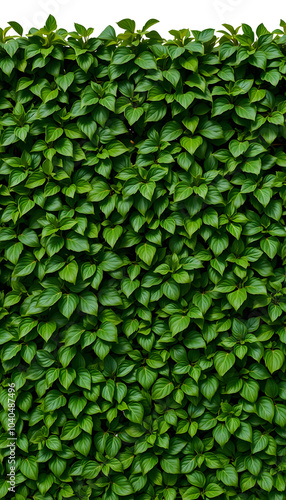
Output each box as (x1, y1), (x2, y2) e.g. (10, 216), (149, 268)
(3, 0), (286, 38)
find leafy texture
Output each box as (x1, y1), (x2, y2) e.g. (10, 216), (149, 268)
(0, 15), (286, 500)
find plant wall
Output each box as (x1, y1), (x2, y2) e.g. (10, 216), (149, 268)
(1, 15), (286, 500)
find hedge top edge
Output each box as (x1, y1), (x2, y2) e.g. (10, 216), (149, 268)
(1, 15), (286, 46)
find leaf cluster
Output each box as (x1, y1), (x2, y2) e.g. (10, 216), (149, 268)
(0, 15), (286, 500)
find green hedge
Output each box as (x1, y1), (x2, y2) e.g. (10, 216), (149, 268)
(1, 14), (286, 500)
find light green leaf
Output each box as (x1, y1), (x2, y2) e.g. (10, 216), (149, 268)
(227, 288), (247, 310)
(59, 261), (78, 284)
(151, 378), (174, 399)
(20, 456), (39, 480)
(264, 349), (285, 374)
(180, 135), (203, 155)
(136, 243), (156, 266)
(214, 351), (236, 376)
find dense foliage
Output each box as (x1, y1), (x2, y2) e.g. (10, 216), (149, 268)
(1, 14), (286, 500)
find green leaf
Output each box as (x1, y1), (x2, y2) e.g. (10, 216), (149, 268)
(209, 234), (229, 256)
(112, 47), (135, 64)
(163, 68), (181, 87)
(245, 455), (262, 476)
(45, 125), (63, 142)
(117, 18), (136, 32)
(125, 402), (144, 423)
(182, 486), (200, 500)
(135, 51), (157, 69)
(205, 483), (225, 498)
(213, 423), (231, 446)
(8, 21), (23, 35)
(161, 121), (183, 142)
(214, 351), (236, 376)
(141, 453), (158, 475)
(227, 288), (247, 310)
(212, 97), (234, 117)
(20, 456), (39, 480)
(111, 475), (133, 495)
(260, 237), (279, 258)
(160, 456), (180, 474)
(136, 243), (156, 266)
(106, 140), (128, 157)
(235, 421), (252, 442)
(240, 472), (256, 492)
(181, 378), (199, 396)
(174, 182), (193, 201)
(45, 14), (57, 32)
(37, 321), (56, 342)
(254, 187), (272, 207)
(124, 106), (144, 125)
(103, 226), (123, 248)
(0, 58), (14, 76)
(274, 404), (286, 426)
(235, 98), (256, 120)
(262, 69), (281, 86)
(252, 430), (269, 453)
(229, 140), (249, 157)
(61, 420), (82, 440)
(79, 292), (98, 316)
(245, 278), (267, 295)
(200, 376), (219, 401)
(64, 325), (85, 346)
(145, 102), (167, 122)
(37, 287), (62, 308)
(12, 254), (37, 277)
(55, 72), (74, 92)
(55, 137), (73, 156)
(162, 280), (180, 300)
(169, 314), (190, 335)
(197, 28), (215, 42)
(58, 294), (79, 319)
(59, 261), (78, 284)
(256, 396), (275, 422)
(98, 25), (117, 41)
(180, 135), (203, 155)
(136, 366), (157, 390)
(96, 322), (117, 342)
(175, 92), (195, 109)
(77, 116), (97, 140)
(198, 120), (224, 139)
(66, 233), (90, 252)
(142, 19), (159, 31)
(217, 465), (238, 487)
(151, 378), (174, 399)
(240, 379), (259, 402)
(44, 390), (67, 411)
(59, 367), (76, 390)
(264, 349), (285, 374)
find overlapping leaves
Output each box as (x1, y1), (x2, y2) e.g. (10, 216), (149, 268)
(0, 14), (286, 500)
